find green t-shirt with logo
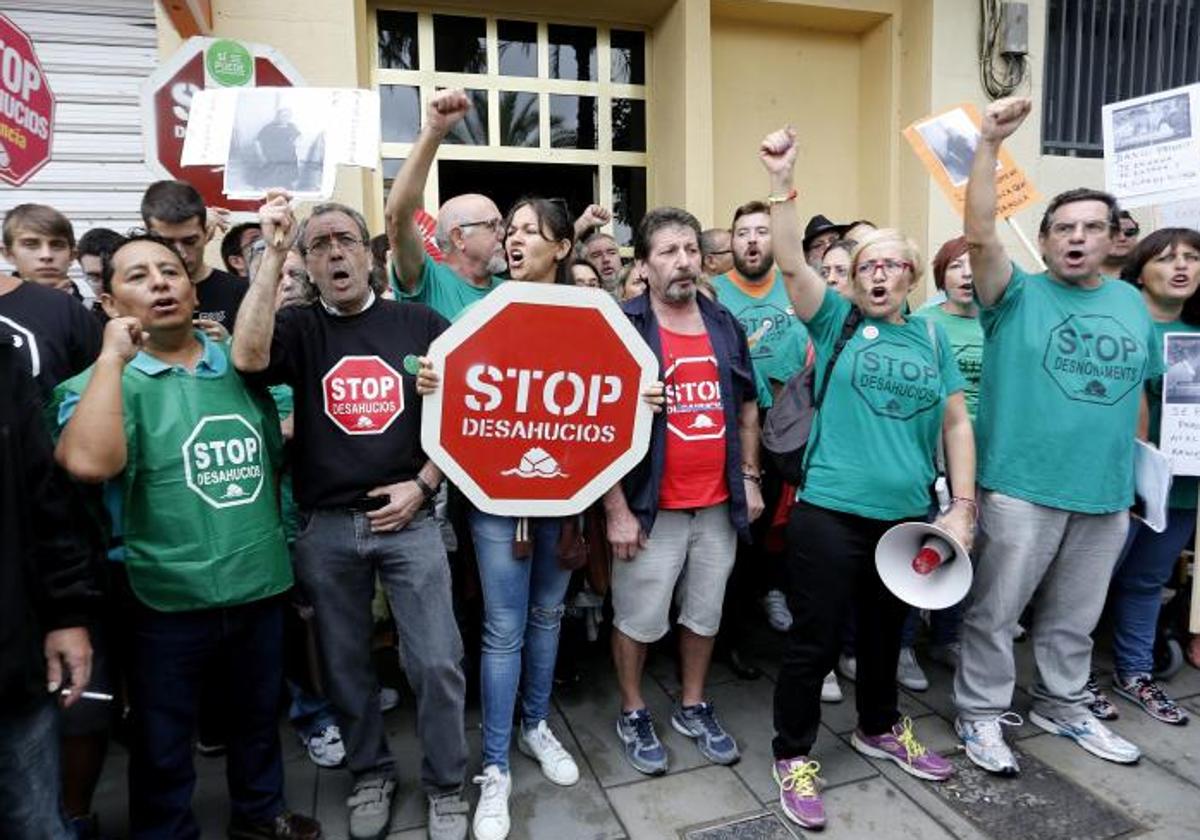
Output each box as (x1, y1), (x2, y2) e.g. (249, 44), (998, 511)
(914, 306), (983, 421)
(392, 253), (503, 321)
(798, 287), (965, 520)
(712, 268), (808, 404)
(1146, 319), (1200, 510)
(54, 334), (291, 611)
(976, 264), (1162, 513)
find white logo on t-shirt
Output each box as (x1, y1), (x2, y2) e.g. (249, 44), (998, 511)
(0, 315), (40, 377)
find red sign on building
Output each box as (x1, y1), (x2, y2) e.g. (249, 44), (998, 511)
(140, 37), (302, 211)
(422, 283), (658, 517)
(322, 356), (406, 436)
(0, 14), (55, 187)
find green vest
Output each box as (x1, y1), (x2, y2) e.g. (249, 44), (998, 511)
(66, 339), (292, 611)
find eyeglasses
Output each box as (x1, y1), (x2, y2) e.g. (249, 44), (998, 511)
(819, 265), (849, 279)
(458, 218), (504, 235)
(1118, 226), (1140, 237)
(306, 232), (364, 256)
(854, 259), (913, 278)
(1048, 220), (1111, 237)
(706, 249), (732, 256)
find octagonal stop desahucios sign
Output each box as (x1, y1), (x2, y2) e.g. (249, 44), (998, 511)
(0, 14), (55, 187)
(422, 283), (658, 517)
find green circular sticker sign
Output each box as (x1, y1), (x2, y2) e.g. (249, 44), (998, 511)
(205, 39), (254, 87)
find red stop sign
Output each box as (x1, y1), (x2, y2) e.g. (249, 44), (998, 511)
(322, 356), (406, 436)
(422, 283), (658, 516)
(140, 37), (302, 211)
(0, 14), (55, 187)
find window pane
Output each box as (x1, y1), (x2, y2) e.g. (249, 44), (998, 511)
(612, 98), (646, 152)
(612, 166), (647, 247)
(610, 30), (645, 84)
(443, 88), (489, 145)
(548, 24), (596, 81)
(498, 20), (537, 78)
(377, 11), (418, 70)
(434, 14), (487, 74)
(549, 95), (597, 149)
(382, 158), (404, 196)
(380, 85), (420, 143)
(500, 91), (539, 147)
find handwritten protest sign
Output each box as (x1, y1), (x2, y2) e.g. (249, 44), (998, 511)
(904, 103), (1039, 220)
(1160, 332), (1200, 477)
(182, 87), (380, 200)
(1103, 84), (1200, 210)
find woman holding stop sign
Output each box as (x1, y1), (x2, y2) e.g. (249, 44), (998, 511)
(420, 196), (578, 840)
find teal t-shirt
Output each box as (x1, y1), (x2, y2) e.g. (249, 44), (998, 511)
(915, 306), (983, 421)
(392, 253), (503, 321)
(798, 287), (965, 520)
(976, 264), (1163, 513)
(1146, 319), (1200, 510)
(712, 268), (808, 404)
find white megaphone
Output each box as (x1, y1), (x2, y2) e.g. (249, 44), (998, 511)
(875, 522), (972, 610)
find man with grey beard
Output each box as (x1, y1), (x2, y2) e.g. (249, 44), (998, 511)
(602, 207), (764, 777)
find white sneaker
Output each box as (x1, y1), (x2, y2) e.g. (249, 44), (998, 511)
(518, 720), (580, 786)
(471, 765), (511, 840)
(838, 654), (857, 682)
(301, 723), (345, 768)
(896, 647), (929, 691)
(955, 714), (1022, 776)
(762, 590), (793, 632)
(1028, 711), (1141, 764)
(820, 671), (843, 703)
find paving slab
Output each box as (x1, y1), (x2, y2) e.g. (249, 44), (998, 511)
(812, 776), (958, 839)
(1021, 732), (1197, 839)
(555, 657), (710, 788)
(605, 765), (760, 840)
(1087, 693), (1200, 788)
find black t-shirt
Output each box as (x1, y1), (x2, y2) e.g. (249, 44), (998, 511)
(252, 298), (449, 508)
(195, 268), (247, 333)
(0, 281), (102, 401)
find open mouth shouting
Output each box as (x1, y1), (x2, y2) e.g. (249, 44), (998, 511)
(1062, 247), (1087, 272)
(507, 245), (525, 273)
(867, 284), (889, 304)
(150, 295), (180, 316)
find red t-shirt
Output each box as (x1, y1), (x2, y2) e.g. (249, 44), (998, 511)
(658, 326), (729, 509)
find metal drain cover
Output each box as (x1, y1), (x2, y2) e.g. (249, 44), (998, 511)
(930, 749), (1140, 840)
(682, 812), (798, 840)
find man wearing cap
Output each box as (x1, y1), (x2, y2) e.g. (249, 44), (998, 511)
(233, 194), (470, 840)
(802, 215), (847, 269)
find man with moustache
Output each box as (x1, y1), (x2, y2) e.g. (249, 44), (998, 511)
(386, 90), (506, 321)
(583, 231), (624, 291)
(953, 97), (1157, 776)
(604, 207), (763, 776)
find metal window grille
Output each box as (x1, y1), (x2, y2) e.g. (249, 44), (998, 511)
(1043, 0), (1200, 157)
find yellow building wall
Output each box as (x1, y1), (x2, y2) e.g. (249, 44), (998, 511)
(709, 17), (863, 228)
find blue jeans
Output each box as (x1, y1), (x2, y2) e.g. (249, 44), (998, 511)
(899, 605), (963, 648)
(1110, 510), (1195, 677)
(469, 511), (570, 770)
(0, 698), (72, 839)
(126, 596), (286, 840)
(287, 681), (337, 741)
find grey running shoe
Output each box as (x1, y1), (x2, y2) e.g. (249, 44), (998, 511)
(896, 647), (929, 691)
(671, 701), (740, 765)
(347, 776), (395, 840)
(616, 708), (668, 775)
(427, 789), (469, 840)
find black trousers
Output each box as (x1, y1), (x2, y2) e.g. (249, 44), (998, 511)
(772, 500), (912, 759)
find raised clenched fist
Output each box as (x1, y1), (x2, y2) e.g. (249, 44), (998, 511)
(980, 97), (1033, 144)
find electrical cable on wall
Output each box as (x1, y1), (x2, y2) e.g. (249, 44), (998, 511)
(979, 0), (1030, 99)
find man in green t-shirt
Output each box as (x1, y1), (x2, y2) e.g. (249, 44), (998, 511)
(952, 97), (1155, 777)
(55, 232), (318, 840)
(385, 90), (507, 321)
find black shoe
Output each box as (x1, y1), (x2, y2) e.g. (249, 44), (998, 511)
(228, 811), (322, 840)
(727, 648), (762, 681)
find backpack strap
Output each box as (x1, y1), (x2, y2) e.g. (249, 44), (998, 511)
(798, 306), (863, 489)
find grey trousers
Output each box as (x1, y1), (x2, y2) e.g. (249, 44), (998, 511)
(293, 508), (467, 793)
(954, 489), (1128, 722)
